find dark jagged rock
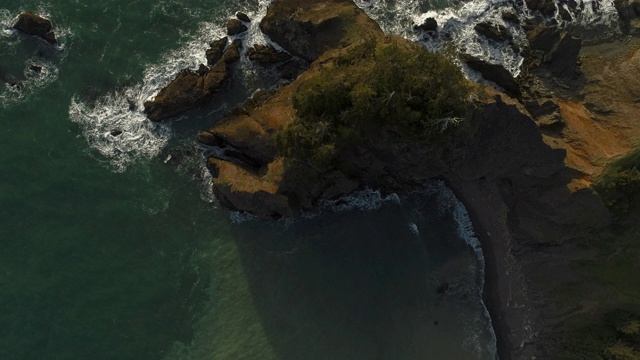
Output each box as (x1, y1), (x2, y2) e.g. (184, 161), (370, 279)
(614, 0), (640, 34)
(501, 11), (520, 24)
(29, 65), (42, 73)
(527, 26), (581, 77)
(524, 99), (564, 130)
(206, 37), (228, 65)
(236, 12), (251, 22)
(475, 22), (512, 43)
(144, 42), (241, 122)
(110, 129), (123, 137)
(227, 19), (248, 36)
(525, 0), (558, 17)
(259, 0), (383, 62)
(413, 17), (438, 32)
(248, 44), (293, 64)
(461, 54), (521, 97)
(13, 13), (57, 44)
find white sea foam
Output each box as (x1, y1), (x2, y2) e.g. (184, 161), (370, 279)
(69, 3), (275, 172)
(354, 0), (621, 82)
(0, 9), (68, 106)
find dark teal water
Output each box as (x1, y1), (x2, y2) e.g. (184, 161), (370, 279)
(0, 1), (495, 359)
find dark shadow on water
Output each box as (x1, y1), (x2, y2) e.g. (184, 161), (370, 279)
(230, 190), (489, 360)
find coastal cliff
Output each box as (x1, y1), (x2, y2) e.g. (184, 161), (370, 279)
(143, 0), (640, 358)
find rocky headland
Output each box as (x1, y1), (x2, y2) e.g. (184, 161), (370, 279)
(146, 0), (640, 358)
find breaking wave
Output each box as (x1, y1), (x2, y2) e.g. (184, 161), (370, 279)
(355, 0), (620, 81)
(68, 3), (275, 171)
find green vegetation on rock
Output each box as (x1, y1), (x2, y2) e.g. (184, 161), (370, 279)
(595, 149), (640, 217)
(276, 39), (470, 168)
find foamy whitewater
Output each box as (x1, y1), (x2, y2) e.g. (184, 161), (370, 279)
(68, 3), (274, 171)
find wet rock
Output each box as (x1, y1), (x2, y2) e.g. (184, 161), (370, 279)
(558, 5), (572, 21)
(222, 40), (241, 63)
(413, 17), (438, 32)
(110, 129), (123, 137)
(502, 11), (520, 24)
(475, 22), (512, 43)
(206, 37), (228, 65)
(143, 40), (243, 122)
(236, 12), (251, 22)
(248, 44), (293, 65)
(461, 54), (520, 97)
(29, 65), (42, 73)
(227, 19), (248, 36)
(525, 0), (558, 17)
(13, 13), (57, 44)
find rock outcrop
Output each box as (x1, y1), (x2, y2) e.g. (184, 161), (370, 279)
(144, 40), (240, 122)
(13, 13), (57, 44)
(247, 44), (292, 65)
(461, 54), (520, 97)
(259, 0), (383, 61)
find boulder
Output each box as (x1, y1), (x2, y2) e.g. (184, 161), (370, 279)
(475, 22), (512, 43)
(461, 54), (521, 97)
(206, 37), (228, 65)
(502, 11), (520, 24)
(227, 19), (248, 36)
(13, 13), (57, 44)
(414, 17), (438, 32)
(248, 44), (293, 64)
(236, 12), (251, 22)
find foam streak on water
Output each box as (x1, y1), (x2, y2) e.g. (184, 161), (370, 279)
(69, 3), (274, 171)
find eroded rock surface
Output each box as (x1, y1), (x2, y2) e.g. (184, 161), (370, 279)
(13, 13), (57, 44)
(144, 41), (241, 122)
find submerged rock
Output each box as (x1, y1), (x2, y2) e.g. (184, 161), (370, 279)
(13, 13), (57, 44)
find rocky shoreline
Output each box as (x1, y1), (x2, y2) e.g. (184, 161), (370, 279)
(142, 0), (640, 358)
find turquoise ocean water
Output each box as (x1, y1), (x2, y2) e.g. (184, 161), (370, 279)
(0, 1), (499, 359)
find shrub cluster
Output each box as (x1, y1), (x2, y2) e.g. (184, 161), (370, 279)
(276, 39), (470, 169)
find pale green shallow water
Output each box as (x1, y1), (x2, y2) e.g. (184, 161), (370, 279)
(0, 1), (495, 359)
